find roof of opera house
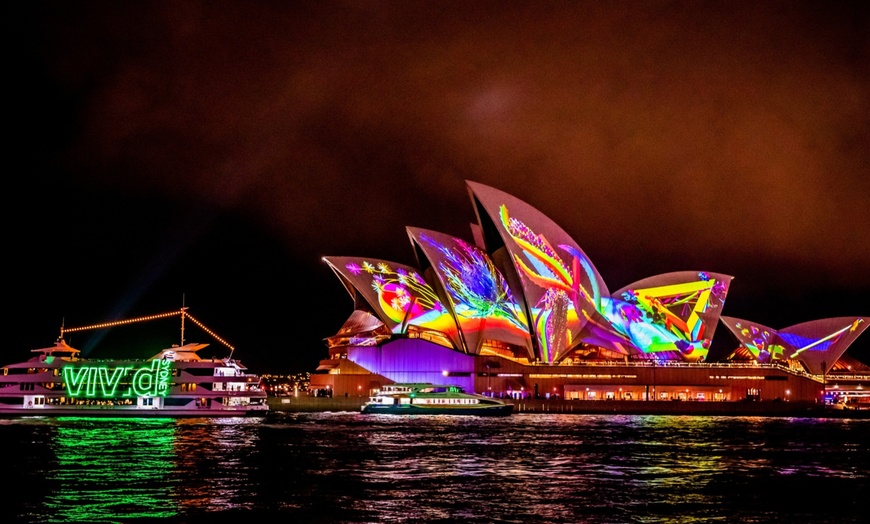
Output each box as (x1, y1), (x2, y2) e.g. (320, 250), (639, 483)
(323, 180), (867, 374)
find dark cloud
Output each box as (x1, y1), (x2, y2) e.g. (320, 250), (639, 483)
(10, 1), (870, 372)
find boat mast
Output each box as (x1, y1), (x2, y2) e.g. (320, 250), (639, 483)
(180, 294), (187, 347)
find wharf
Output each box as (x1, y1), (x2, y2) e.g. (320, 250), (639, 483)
(267, 396), (870, 418)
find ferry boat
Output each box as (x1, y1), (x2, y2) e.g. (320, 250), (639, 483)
(361, 383), (513, 416)
(0, 307), (269, 417)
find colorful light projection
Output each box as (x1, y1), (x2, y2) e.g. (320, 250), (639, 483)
(782, 320), (864, 358)
(409, 227), (533, 356)
(324, 256), (459, 343)
(720, 316), (867, 374)
(718, 317), (784, 363)
(468, 181), (731, 363)
(467, 180), (611, 364)
(603, 272), (732, 362)
(62, 360), (172, 398)
(327, 180), (867, 368)
(497, 205), (586, 363)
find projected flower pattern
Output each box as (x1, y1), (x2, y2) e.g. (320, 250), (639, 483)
(345, 260), (450, 333)
(420, 233), (528, 332)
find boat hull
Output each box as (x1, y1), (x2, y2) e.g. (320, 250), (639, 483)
(361, 403), (513, 416)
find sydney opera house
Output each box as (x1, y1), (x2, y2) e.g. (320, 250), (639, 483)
(311, 181), (869, 406)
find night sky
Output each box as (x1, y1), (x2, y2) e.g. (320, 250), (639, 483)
(10, 1), (870, 374)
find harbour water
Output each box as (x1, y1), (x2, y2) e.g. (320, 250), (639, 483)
(3, 412), (868, 523)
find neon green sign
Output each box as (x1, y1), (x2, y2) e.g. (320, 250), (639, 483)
(62, 360), (173, 398)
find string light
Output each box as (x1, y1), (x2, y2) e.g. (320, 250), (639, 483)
(184, 312), (234, 351)
(59, 308), (235, 351)
(61, 310), (182, 335)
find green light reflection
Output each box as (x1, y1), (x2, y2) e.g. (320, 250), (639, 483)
(45, 417), (179, 522)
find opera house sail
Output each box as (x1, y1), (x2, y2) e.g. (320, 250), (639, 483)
(719, 316), (868, 375)
(313, 180), (869, 407)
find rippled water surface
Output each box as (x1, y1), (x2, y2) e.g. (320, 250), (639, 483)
(3, 413), (868, 523)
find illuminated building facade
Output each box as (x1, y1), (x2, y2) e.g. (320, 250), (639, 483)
(311, 181), (869, 405)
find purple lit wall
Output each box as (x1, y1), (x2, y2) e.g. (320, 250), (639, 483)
(348, 337), (477, 392)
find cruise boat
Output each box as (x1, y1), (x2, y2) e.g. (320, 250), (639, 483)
(361, 383), (513, 416)
(0, 308), (269, 417)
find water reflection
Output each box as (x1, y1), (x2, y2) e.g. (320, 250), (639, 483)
(4, 413), (867, 523)
(13, 416), (264, 523)
(46, 417), (178, 522)
(172, 417), (264, 513)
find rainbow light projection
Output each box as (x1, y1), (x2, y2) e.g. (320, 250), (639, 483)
(477, 181), (730, 363)
(325, 180), (863, 370)
(61, 360), (173, 398)
(599, 271), (731, 361)
(332, 258), (459, 342)
(410, 227), (533, 356)
(498, 201), (728, 361)
(466, 180), (609, 364)
(496, 204), (585, 363)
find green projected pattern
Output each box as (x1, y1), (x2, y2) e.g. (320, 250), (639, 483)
(62, 360), (173, 398)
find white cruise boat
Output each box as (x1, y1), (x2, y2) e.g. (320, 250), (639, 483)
(0, 308), (269, 417)
(361, 383), (513, 416)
